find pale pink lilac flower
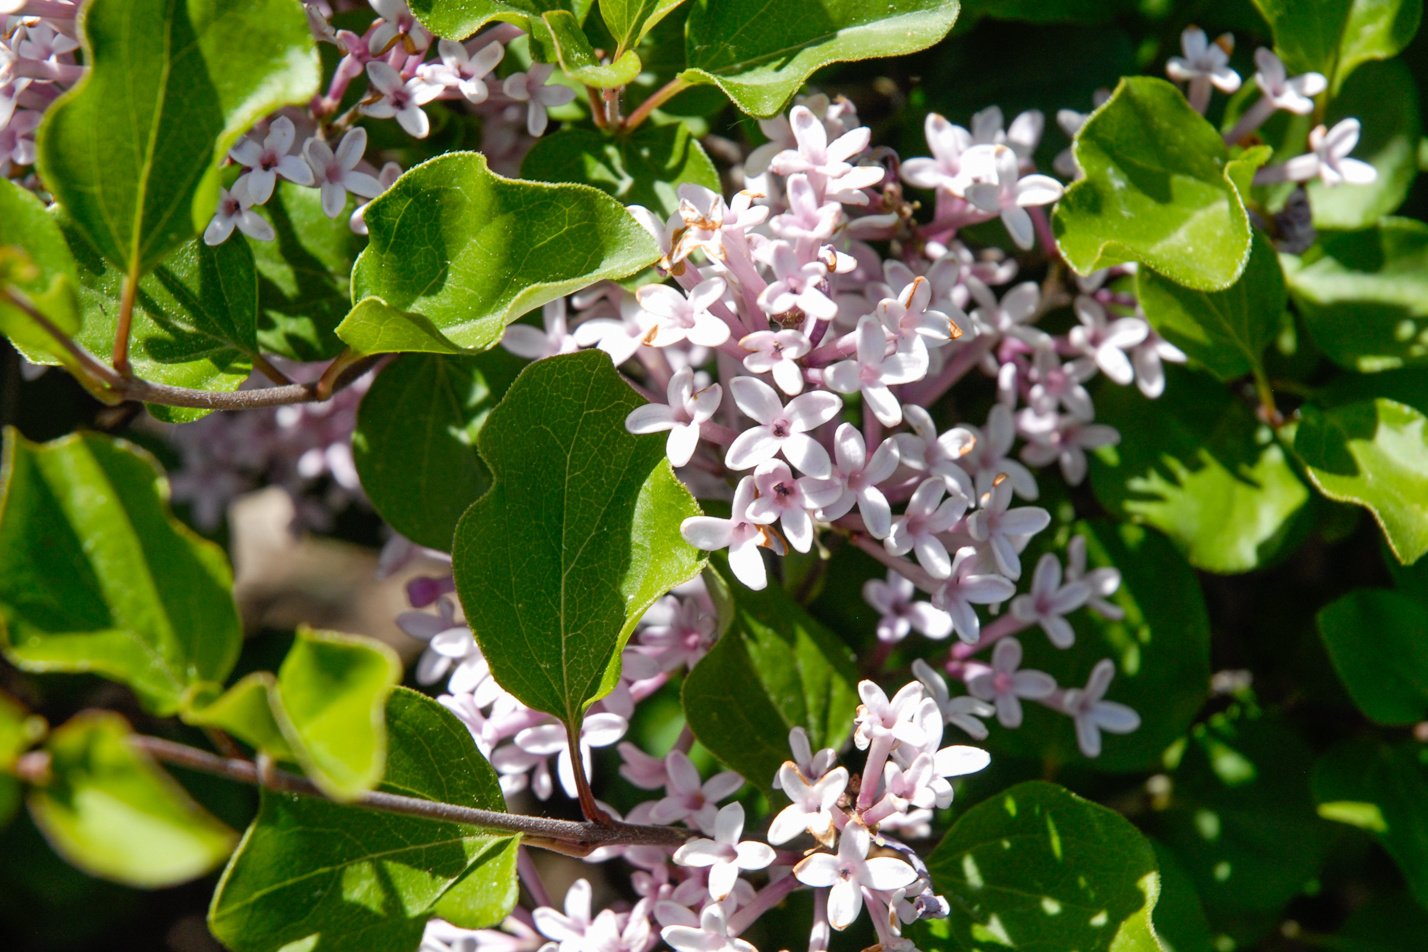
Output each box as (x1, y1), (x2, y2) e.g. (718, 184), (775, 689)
(894, 406), (977, 501)
(648, 750), (744, 832)
(660, 902), (755, 952)
(966, 638), (1057, 728)
(911, 659), (993, 739)
(625, 366), (723, 468)
(900, 112), (973, 194)
(680, 476), (772, 590)
(1167, 26), (1241, 112)
(886, 478), (969, 579)
(768, 762), (848, 845)
(1011, 553), (1091, 649)
(932, 547), (1018, 644)
(960, 144), (1064, 250)
(757, 241), (837, 321)
(1018, 408), (1120, 485)
(739, 328), (811, 395)
(768, 104), (883, 204)
(1270, 118), (1378, 188)
(724, 375), (841, 478)
(966, 476), (1052, 579)
(304, 126), (385, 218)
(1065, 535), (1124, 620)
(746, 460), (820, 553)
(802, 423), (899, 539)
(1062, 659), (1141, 757)
(416, 38), (503, 104)
(863, 571), (954, 642)
(503, 62), (576, 137)
(228, 115), (314, 203)
(362, 60), (441, 138)
(501, 299), (580, 360)
(368, 0), (431, 54)
(638, 277), (732, 348)
(1068, 295), (1148, 386)
(824, 316), (924, 426)
(672, 803), (775, 901)
(204, 178), (274, 245)
(794, 822), (918, 931)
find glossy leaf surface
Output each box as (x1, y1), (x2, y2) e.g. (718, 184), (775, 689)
(1054, 78), (1266, 291)
(1286, 218), (1428, 372)
(210, 688), (519, 951)
(28, 713), (237, 888)
(1137, 230), (1284, 381)
(452, 351), (705, 727)
(339, 153), (658, 355)
(683, 567), (859, 788)
(37, 0), (319, 274)
(0, 430), (240, 716)
(1090, 370), (1312, 573)
(1296, 398), (1428, 564)
(680, 0), (960, 117)
(922, 781), (1162, 951)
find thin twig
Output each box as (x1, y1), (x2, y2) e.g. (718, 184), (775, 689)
(114, 269), (138, 377)
(131, 734), (691, 851)
(623, 76), (690, 132)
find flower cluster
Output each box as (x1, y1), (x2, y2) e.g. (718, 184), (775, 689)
(1, 1), (81, 178)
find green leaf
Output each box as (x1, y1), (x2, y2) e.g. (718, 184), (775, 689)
(1252, 0), (1421, 89)
(1314, 740), (1428, 907)
(522, 123), (720, 221)
(338, 152), (658, 355)
(354, 351), (524, 551)
(37, 0), (320, 275)
(27, 712), (237, 887)
(530, 10), (642, 87)
(922, 780), (1163, 952)
(452, 350), (705, 727)
(959, 0), (1139, 21)
(250, 181), (363, 362)
(1308, 60), (1421, 230)
(682, 566), (859, 788)
(601, 0), (686, 50)
(181, 673), (293, 760)
(984, 521), (1212, 772)
(67, 228), (260, 423)
(0, 179), (83, 372)
(1318, 588), (1428, 723)
(1285, 218), (1428, 372)
(1331, 891), (1428, 951)
(0, 692), (45, 772)
(1089, 369), (1313, 573)
(1137, 230), (1285, 381)
(0, 429), (241, 716)
(1295, 398), (1428, 564)
(410, 0), (569, 39)
(210, 688), (519, 951)
(1148, 710), (1329, 943)
(1149, 839), (1215, 952)
(273, 627), (401, 802)
(679, 0), (960, 117)
(1053, 77), (1268, 291)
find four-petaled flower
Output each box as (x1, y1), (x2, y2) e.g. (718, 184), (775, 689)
(680, 476), (774, 590)
(304, 126), (385, 218)
(966, 638), (1057, 727)
(672, 802), (776, 901)
(725, 375), (841, 478)
(961, 144), (1064, 250)
(794, 822), (918, 931)
(625, 367), (723, 468)
(361, 60), (441, 139)
(228, 115), (314, 204)
(503, 62), (577, 137)
(824, 315), (924, 426)
(1062, 659), (1141, 758)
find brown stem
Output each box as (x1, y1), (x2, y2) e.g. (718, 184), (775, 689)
(566, 723), (614, 826)
(252, 354), (295, 386)
(114, 269), (138, 377)
(131, 734), (690, 851)
(622, 76), (690, 132)
(1, 286), (125, 396)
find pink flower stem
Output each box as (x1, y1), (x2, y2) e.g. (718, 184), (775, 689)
(949, 612), (1032, 663)
(728, 873), (802, 933)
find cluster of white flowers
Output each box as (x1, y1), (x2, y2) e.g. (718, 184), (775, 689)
(0, 1), (80, 177)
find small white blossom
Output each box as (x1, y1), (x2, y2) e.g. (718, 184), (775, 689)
(228, 115), (314, 204)
(362, 60), (441, 138)
(416, 38), (504, 104)
(204, 178), (274, 245)
(965, 476), (1051, 579)
(672, 802), (776, 901)
(503, 62), (577, 137)
(794, 823), (918, 931)
(886, 478), (969, 579)
(863, 571), (954, 642)
(802, 423), (899, 539)
(968, 638), (1057, 728)
(746, 459), (820, 553)
(725, 375), (841, 477)
(1063, 660), (1141, 757)
(680, 476), (772, 590)
(304, 127), (385, 218)
(768, 762), (848, 845)
(932, 547), (1017, 644)
(961, 145), (1064, 250)
(625, 366), (723, 468)
(740, 328), (811, 395)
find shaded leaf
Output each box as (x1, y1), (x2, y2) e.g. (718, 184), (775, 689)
(922, 780), (1163, 952)
(1148, 710), (1329, 944)
(1054, 77), (1267, 291)
(250, 181), (362, 362)
(1318, 588), (1428, 723)
(67, 228), (259, 423)
(0, 429), (241, 716)
(1089, 369), (1313, 573)
(353, 351), (524, 551)
(209, 688), (519, 951)
(338, 153), (658, 355)
(1285, 217), (1428, 372)
(1314, 740), (1428, 907)
(522, 122), (720, 221)
(453, 351), (704, 728)
(683, 566), (859, 788)
(600, 0), (686, 50)
(28, 712), (237, 887)
(1295, 398), (1428, 564)
(680, 0), (960, 117)
(1252, 0), (1421, 89)
(529, 10), (642, 87)
(37, 0), (319, 275)
(1137, 230), (1285, 381)
(0, 692), (45, 772)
